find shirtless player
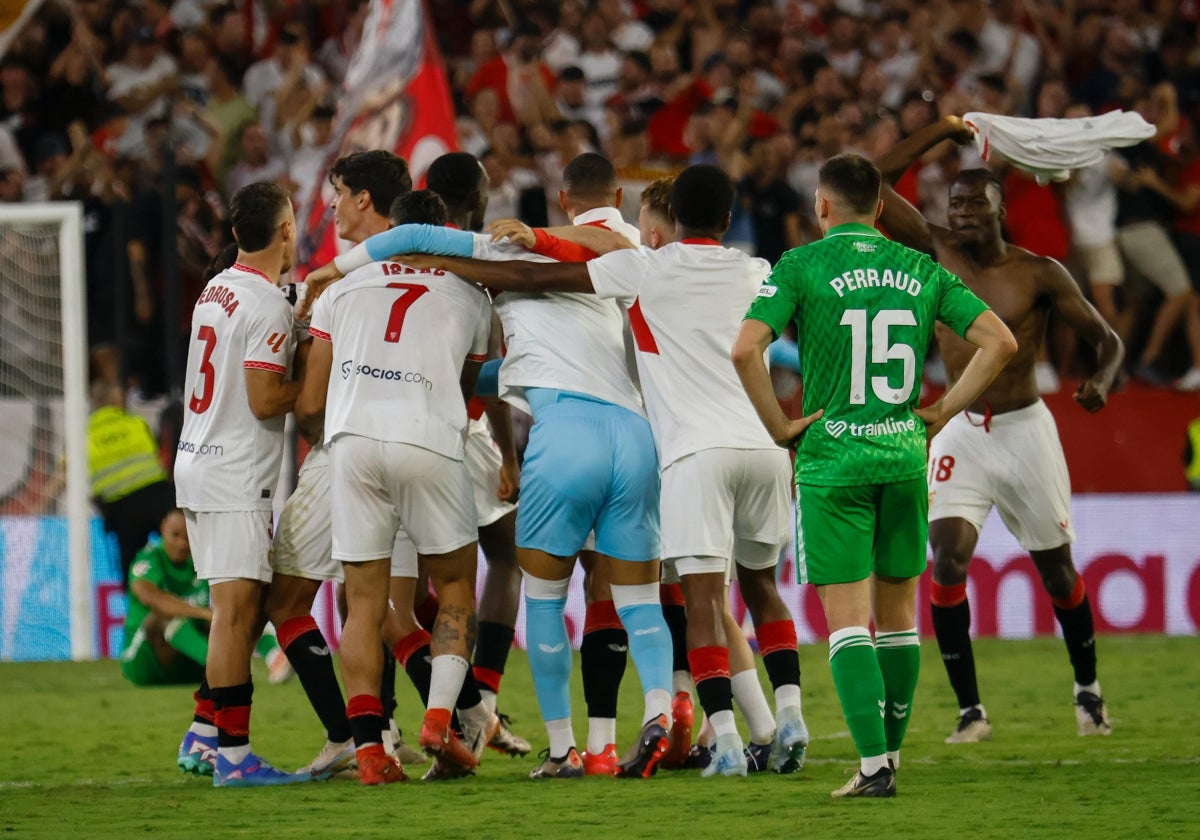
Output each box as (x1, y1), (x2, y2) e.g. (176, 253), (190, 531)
(875, 116), (1124, 741)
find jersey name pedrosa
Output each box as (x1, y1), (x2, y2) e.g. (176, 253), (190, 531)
(175, 264), (295, 512)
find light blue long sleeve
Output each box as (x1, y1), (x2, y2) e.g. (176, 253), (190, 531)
(768, 337), (802, 374)
(362, 224), (476, 261)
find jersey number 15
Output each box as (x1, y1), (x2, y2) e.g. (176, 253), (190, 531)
(839, 309), (917, 405)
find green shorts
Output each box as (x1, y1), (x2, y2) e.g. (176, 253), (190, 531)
(796, 477), (929, 585)
(119, 625), (206, 686)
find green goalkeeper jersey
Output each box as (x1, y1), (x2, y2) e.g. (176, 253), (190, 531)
(745, 223), (989, 487)
(122, 543), (208, 647)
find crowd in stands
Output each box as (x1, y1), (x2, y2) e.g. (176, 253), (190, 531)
(3, 0), (1200, 396)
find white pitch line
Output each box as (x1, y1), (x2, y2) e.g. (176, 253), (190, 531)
(0, 777), (155, 789)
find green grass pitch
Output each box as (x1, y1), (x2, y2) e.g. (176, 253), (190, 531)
(2, 636), (1198, 838)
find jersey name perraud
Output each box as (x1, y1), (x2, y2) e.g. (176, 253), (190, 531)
(829, 268), (923, 298)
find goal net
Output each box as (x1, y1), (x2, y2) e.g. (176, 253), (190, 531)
(0, 203), (91, 660)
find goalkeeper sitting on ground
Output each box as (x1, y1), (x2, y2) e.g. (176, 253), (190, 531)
(119, 509), (293, 686)
(119, 509), (212, 686)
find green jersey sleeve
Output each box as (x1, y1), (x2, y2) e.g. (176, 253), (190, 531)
(128, 544), (165, 589)
(933, 263), (990, 338)
(744, 250), (803, 338)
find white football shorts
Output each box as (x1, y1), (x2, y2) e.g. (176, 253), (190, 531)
(661, 447), (791, 578)
(928, 399), (1075, 551)
(271, 444), (340, 581)
(184, 509), (274, 583)
(331, 435), (477, 562)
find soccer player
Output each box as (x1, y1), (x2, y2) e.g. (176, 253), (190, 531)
(876, 116), (1125, 741)
(425, 152), (529, 758)
(264, 150), (414, 779)
(174, 181), (310, 787)
(393, 164), (819, 779)
(303, 154), (675, 780)
(294, 199), (492, 786)
(733, 153), (1017, 797)
(120, 509), (209, 689)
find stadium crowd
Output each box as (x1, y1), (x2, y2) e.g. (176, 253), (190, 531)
(3, 0), (1200, 396)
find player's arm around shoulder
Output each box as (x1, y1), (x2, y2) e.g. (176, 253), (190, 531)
(1036, 255), (1125, 412)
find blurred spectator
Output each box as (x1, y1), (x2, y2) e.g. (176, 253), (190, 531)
(596, 0), (653, 53)
(201, 53), (255, 182)
(577, 11), (620, 108)
(737, 134), (802, 265)
(106, 26), (178, 159)
(1112, 136), (1198, 387)
(242, 24), (326, 150)
(0, 56), (44, 167)
(225, 121), (285, 197)
(465, 21), (556, 125)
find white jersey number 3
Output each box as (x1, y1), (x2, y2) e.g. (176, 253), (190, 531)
(840, 308), (917, 405)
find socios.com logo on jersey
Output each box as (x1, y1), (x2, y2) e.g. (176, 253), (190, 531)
(340, 359), (433, 391)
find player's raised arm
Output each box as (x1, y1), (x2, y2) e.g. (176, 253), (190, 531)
(915, 309), (1017, 438)
(874, 115), (973, 255)
(1039, 257), (1125, 413)
(401, 254), (595, 294)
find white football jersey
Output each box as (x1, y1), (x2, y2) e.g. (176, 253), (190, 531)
(309, 261), (491, 459)
(586, 241), (778, 466)
(473, 206), (645, 417)
(175, 263), (295, 512)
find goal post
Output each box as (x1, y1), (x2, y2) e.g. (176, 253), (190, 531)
(0, 201), (91, 660)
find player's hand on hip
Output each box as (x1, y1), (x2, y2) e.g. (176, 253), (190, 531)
(488, 218), (536, 249)
(776, 408), (823, 449)
(1073, 378), (1109, 413)
(297, 262), (343, 318)
(914, 402), (949, 441)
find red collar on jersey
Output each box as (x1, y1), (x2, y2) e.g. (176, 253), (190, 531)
(446, 222), (461, 230)
(232, 262), (273, 284)
(679, 238), (721, 246)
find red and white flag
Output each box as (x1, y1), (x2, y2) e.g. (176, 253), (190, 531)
(297, 0), (458, 274)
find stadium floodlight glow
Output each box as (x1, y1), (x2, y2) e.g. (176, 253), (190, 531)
(0, 202), (91, 660)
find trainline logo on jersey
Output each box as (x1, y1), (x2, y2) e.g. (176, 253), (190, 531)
(830, 268), (922, 298)
(341, 359), (434, 391)
(825, 417), (917, 438)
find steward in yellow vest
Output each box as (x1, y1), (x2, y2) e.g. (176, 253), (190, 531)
(88, 381), (176, 587)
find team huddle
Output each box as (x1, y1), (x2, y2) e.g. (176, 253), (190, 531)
(167, 119), (1120, 798)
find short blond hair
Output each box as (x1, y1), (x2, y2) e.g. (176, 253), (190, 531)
(640, 177), (674, 221)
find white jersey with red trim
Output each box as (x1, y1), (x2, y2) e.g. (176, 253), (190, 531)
(586, 241), (778, 466)
(175, 263), (295, 512)
(474, 206), (645, 417)
(309, 260), (491, 460)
